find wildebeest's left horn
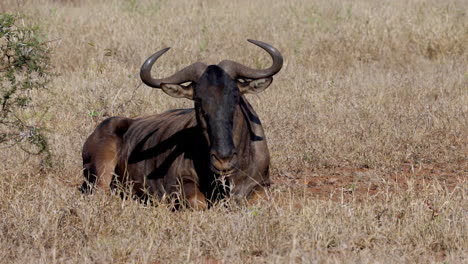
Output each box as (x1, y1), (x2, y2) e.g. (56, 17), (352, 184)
(218, 39), (283, 79)
(140, 47), (207, 88)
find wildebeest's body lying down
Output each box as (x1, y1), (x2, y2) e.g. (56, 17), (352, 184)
(82, 40), (283, 208)
(115, 97), (270, 203)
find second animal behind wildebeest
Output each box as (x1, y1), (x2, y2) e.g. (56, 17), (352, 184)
(81, 39), (283, 209)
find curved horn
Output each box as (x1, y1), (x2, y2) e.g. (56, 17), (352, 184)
(218, 39), (283, 79)
(140, 47), (207, 88)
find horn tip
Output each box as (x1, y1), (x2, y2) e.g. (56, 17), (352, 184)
(247, 39), (271, 48)
(148, 47), (171, 58)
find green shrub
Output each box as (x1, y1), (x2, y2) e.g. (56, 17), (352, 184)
(0, 13), (53, 166)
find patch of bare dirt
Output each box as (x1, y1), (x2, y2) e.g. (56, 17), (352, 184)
(272, 162), (467, 202)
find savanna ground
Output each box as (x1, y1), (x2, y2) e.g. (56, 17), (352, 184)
(1, 0), (467, 263)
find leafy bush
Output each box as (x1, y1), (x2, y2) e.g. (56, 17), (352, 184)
(0, 13), (53, 165)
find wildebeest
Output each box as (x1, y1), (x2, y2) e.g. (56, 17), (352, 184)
(81, 39), (283, 209)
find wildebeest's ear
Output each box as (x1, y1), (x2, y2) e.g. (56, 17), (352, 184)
(161, 83), (194, 100)
(238, 77), (273, 94)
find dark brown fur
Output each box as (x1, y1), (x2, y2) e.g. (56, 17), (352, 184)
(82, 97), (270, 208)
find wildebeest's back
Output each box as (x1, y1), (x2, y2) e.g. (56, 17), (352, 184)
(116, 108), (207, 198)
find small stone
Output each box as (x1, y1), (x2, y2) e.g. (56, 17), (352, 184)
(307, 181), (318, 187)
(326, 178), (339, 185)
(6, 49), (16, 56)
(0, 36), (7, 47)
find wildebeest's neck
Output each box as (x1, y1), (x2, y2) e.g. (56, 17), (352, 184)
(238, 95), (265, 142)
(229, 95), (270, 200)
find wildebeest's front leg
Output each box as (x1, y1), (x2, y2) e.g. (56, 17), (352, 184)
(246, 185), (270, 205)
(180, 170), (207, 210)
(182, 181), (207, 210)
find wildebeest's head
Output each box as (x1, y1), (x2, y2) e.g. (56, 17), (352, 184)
(140, 39), (283, 176)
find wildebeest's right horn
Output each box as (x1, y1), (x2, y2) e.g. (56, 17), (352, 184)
(218, 39), (283, 79)
(140, 48), (207, 88)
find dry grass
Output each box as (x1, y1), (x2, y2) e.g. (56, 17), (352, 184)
(1, 0), (467, 263)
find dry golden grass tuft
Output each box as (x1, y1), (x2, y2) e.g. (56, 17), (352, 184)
(1, 0), (467, 263)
